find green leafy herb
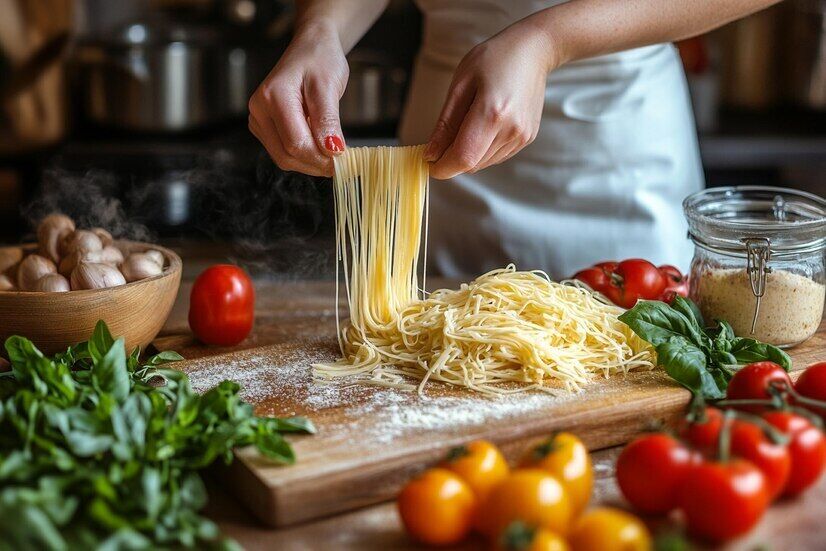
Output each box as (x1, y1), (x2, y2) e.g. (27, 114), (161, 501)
(619, 296), (791, 399)
(0, 321), (315, 550)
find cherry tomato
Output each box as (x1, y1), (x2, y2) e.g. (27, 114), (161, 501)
(680, 407), (724, 454)
(572, 267), (611, 293)
(397, 468), (477, 545)
(658, 264), (689, 299)
(497, 522), (569, 551)
(729, 420), (791, 500)
(726, 362), (792, 413)
(441, 440), (510, 502)
(567, 507), (651, 551)
(678, 458), (770, 542)
(478, 469), (572, 540)
(188, 264), (255, 346)
(763, 411), (826, 496)
(795, 362), (826, 416)
(616, 433), (695, 515)
(603, 259), (667, 309)
(519, 433), (592, 516)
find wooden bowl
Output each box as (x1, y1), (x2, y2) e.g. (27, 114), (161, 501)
(0, 241), (182, 356)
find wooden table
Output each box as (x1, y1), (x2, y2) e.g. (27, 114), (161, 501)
(158, 277), (826, 551)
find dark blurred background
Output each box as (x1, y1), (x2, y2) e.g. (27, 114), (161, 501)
(0, 0), (824, 276)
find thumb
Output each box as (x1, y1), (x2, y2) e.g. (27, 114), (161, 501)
(304, 77), (346, 157)
(425, 78), (474, 162)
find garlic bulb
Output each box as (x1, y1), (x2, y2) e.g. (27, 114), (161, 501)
(120, 253), (163, 282)
(17, 254), (57, 291)
(144, 249), (164, 267)
(99, 245), (124, 266)
(70, 262), (126, 290)
(37, 214), (75, 263)
(0, 274), (14, 291)
(59, 230), (103, 257)
(0, 247), (23, 275)
(91, 227), (113, 247)
(33, 273), (70, 292)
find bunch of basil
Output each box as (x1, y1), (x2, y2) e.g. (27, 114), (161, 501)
(0, 322), (314, 550)
(619, 296), (791, 400)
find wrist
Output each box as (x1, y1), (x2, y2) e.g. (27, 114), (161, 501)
(293, 17), (342, 49)
(520, 11), (568, 73)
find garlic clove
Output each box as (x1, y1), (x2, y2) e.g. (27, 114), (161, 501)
(120, 253), (164, 283)
(144, 249), (164, 267)
(59, 230), (103, 257)
(0, 273), (15, 291)
(91, 227), (113, 248)
(37, 214), (75, 263)
(99, 245), (124, 266)
(33, 273), (70, 292)
(70, 261), (126, 290)
(17, 254), (57, 291)
(0, 246), (23, 276)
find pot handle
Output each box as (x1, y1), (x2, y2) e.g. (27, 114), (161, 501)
(72, 46), (150, 83)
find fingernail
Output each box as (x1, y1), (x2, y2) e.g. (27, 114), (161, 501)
(324, 135), (344, 153)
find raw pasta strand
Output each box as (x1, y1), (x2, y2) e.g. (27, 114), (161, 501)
(315, 146), (655, 394)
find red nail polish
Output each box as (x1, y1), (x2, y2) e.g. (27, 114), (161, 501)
(324, 135), (344, 153)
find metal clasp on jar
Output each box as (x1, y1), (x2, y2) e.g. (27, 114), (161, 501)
(743, 237), (773, 334)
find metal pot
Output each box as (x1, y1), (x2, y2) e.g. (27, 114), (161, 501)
(72, 19), (274, 131)
(340, 49), (408, 128)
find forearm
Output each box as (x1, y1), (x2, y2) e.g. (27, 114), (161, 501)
(295, 0), (390, 52)
(524, 0), (782, 71)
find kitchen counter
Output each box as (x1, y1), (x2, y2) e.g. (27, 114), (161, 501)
(159, 274), (826, 551)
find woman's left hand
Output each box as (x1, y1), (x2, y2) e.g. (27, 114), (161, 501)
(425, 21), (557, 180)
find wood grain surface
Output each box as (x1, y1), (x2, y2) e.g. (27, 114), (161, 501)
(155, 279), (826, 528)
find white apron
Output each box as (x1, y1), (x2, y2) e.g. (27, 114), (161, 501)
(399, 0), (704, 279)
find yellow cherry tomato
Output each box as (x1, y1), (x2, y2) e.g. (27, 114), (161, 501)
(496, 521), (570, 551)
(397, 468), (477, 546)
(478, 469), (572, 540)
(568, 507), (652, 551)
(441, 440), (510, 501)
(520, 433), (593, 517)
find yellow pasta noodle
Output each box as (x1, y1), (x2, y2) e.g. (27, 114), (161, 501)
(314, 145), (655, 395)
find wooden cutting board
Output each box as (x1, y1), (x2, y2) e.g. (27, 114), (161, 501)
(157, 313), (825, 529)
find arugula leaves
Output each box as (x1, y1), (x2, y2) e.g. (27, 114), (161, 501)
(619, 296), (791, 399)
(0, 321), (315, 550)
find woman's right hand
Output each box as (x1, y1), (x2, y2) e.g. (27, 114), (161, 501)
(249, 22), (348, 177)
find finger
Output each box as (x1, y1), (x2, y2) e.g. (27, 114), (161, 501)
(250, 114), (330, 176)
(424, 77), (475, 163)
(304, 75), (346, 157)
(258, 88), (330, 170)
(471, 139), (512, 173)
(429, 98), (498, 180)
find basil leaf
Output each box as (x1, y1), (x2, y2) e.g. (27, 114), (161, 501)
(671, 295), (705, 329)
(618, 300), (706, 348)
(730, 338), (792, 371)
(93, 338), (130, 402)
(656, 337), (725, 399)
(89, 321), (115, 364)
(267, 416), (317, 434)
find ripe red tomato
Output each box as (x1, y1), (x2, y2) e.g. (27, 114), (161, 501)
(726, 362), (792, 413)
(189, 264), (255, 346)
(729, 420), (791, 500)
(678, 458), (770, 542)
(573, 267), (612, 294)
(616, 433), (696, 514)
(681, 407), (724, 454)
(763, 411), (826, 497)
(658, 264), (689, 300)
(794, 362), (826, 416)
(604, 259), (667, 309)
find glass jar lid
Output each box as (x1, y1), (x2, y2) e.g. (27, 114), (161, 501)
(683, 186), (826, 257)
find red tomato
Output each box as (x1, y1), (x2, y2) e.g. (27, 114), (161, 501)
(573, 267), (612, 293)
(763, 411), (826, 497)
(726, 362), (792, 413)
(604, 259), (667, 309)
(729, 420), (791, 500)
(658, 264), (689, 300)
(189, 264), (255, 346)
(681, 407), (724, 454)
(678, 459), (770, 542)
(794, 362), (826, 416)
(616, 434), (696, 514)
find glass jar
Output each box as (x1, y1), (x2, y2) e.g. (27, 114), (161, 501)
(683, 186), (826, 348)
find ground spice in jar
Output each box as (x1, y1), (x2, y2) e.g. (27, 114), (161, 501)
(695, 268), (825, 346)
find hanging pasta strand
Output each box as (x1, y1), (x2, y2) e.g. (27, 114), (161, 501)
(315, 145), (655, 395)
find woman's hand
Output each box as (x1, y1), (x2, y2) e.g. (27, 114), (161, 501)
(425, 21), (557, 180)
(248, 22), (348, 177)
